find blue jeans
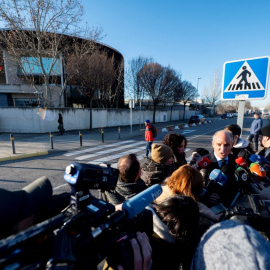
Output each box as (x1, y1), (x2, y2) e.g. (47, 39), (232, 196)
(248, 133), (259, 150)
(146, 141), (153, 157)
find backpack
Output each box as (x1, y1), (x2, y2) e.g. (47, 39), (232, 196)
(151, 124), (157, 138)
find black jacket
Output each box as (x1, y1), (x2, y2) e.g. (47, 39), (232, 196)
(203, 151), (238, 207)
(141, 159), (176, 186)
(105, 176), (147, 205)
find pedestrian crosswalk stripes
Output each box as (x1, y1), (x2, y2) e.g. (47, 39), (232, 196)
(64, 140), (192, 169)
(88, 146), (146, 166)
(76, 141), (145, 161)
(63, 140), (137, 157)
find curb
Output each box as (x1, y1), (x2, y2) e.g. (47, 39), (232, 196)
(0, 151), (49, 162)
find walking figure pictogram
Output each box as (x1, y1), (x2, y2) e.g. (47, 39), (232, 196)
(236, 66), (251, 90)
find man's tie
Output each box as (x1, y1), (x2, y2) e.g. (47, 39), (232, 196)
(220, 160), (227, 168)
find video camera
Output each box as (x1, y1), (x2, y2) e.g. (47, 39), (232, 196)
(0, 162), (161, 269)
(224, 194), (270, 239)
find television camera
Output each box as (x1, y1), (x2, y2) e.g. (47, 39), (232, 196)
(0, 162), (161, 269)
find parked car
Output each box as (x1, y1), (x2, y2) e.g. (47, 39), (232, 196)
(221, 113), (228, 119)
(189, 114), (205, 124)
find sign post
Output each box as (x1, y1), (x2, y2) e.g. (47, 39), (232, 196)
(129, 99), (134, 135)
(222, 56), (270, 135)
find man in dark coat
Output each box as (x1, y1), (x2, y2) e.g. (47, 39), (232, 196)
(105, 153), (147, 205)
(203, 130), (238, 207)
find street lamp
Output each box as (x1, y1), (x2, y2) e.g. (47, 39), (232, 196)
(196, 77), (201, 114)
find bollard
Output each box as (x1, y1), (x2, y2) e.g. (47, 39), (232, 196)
(50, 132), (54, 149)
(118, 126), (121, 139)
(79, 131), (82, 146)
(101, 128), (104, 143)
(10, 134), (15, 154)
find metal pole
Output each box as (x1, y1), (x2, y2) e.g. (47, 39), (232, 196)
(10, 134), (15, 154)
(118, 127), (121, 139)
(196, 77), (201, 114)
(79, 131), (82, 146)
(101, 129), (104, 143)
(50, 132), (54, 149)
(130, 105), (132, 135)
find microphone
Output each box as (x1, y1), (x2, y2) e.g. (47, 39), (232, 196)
(209, 169), (227, 186)
(249, 154), (268, 165)
(249, 163), (266, 178)
(235, 156), (248, 168)
(234, 167), (249, 183)
(122, 184), (162, 219)
(200, 168), (209, 180)
(197, 157), (211, 169)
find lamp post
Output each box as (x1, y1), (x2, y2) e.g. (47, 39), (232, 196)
(196, 77), (201, 114)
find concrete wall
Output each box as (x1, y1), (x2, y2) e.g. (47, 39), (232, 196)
(0, 107), (193, 133)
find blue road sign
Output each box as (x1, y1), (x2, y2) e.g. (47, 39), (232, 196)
(222, 56), (270, 100)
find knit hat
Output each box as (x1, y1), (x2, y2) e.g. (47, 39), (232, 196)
(145, 119), (150, 124)
(259, 124), (270, 138)
(152, 143), (173, 164)
(191, 220), (270, 270)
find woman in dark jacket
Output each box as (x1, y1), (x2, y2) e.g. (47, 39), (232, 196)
(162, 133), (187, 168)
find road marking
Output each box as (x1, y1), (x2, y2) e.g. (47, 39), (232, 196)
(77, 142), (145, 160)
(64, 140), (136, 156)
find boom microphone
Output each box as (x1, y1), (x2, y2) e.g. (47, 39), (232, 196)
(122, 184), (162, 219)
(209, 169), (227, 186)
(197, 157), (211, 169)
(235, 156), (248, 168)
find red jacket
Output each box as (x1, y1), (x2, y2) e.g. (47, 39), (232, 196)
(145, 123), (154, 142)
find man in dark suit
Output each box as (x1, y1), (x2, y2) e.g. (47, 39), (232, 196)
(203, 130), (238, 207)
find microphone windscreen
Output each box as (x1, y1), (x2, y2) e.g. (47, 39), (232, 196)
(209, 169), (227, 186)
(197, 157), (211, 169)
(235, 167), (249, 182)
(122, 184), (162, 219)
(249, 154), (267, 164)
(235, 156), (248, 168)
(249, 163), (266, 178)
(200, 169), (209, 180)
(238, 149), (252, 162)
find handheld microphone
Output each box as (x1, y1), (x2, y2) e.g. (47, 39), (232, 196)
(235, 156), (248, 168)
(197, 157), (211, 169)
(122, 184), (162, 219)
(249, 163), (266, 178)
(234, 167), (249, 182)
(209, 169), (227, 186)
(249, 154), (268, 165)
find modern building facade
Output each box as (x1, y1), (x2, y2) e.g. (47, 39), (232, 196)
(0, 29), (124, 108)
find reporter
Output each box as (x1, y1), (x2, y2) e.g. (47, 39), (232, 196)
(162, 133), (188, 168)
(155, 165), (221, 237)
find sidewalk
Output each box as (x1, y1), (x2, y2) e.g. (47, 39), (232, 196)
(0, 119), (201, 162)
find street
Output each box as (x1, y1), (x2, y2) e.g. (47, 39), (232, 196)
(0, 116), (259, 195)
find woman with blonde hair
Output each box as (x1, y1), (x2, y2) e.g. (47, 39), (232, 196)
(155, 164), (222, 237)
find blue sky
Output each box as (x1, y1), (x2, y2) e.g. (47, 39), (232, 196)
(82, 0), (270, 108)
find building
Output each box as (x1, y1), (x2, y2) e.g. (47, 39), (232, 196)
(0, 29), (124, 108)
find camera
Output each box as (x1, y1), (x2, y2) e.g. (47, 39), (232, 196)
(0, 163), (158, 270)
(224, 194), (270, 239)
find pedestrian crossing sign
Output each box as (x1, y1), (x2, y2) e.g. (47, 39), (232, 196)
(222, 56), (270, 100)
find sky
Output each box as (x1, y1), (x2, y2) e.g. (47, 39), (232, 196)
(81, 0), (270, 108)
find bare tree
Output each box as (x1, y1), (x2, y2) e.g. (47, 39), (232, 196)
(66, 49), (119, 128)
(0, 0), (103, 107)
(175, 80), (197, 120)
(138, 62), (179, 123)
(245, 100), (252, 110)
(202, 70), (222, 115)
(125, 56), (152, 103)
